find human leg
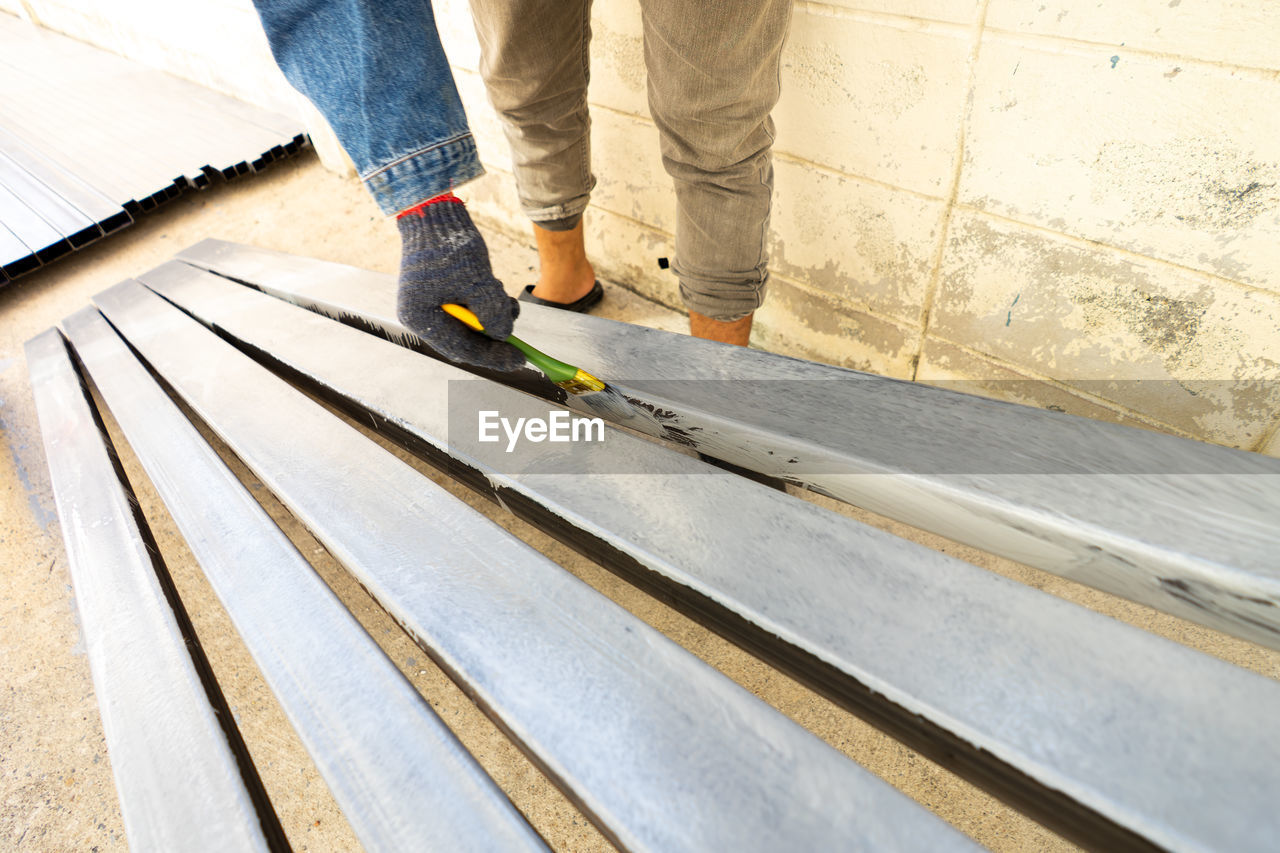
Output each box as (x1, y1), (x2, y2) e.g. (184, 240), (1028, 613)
(252, 0), (521, 368)
(529, 220), (595, 303)
(689, 311), (754, 347)
(254, 0), (484, 212)
(469, 0), (598, 304)
(639, 0), (793, 342)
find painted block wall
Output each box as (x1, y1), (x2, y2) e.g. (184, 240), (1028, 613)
(13, 0), (1280, 454)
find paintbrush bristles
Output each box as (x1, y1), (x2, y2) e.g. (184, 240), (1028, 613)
(571, 384), (637, 420)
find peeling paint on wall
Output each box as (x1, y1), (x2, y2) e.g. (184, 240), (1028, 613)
(932, 211), (1280, 447)
(1093, 138), (1279, 233)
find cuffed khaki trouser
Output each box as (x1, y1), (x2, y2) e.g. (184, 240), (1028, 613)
(468, 0), (793, 321)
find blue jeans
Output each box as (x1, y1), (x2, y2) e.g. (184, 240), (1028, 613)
(253, 0), (483, 215)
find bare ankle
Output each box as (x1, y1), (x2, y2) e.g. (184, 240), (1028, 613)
(532, 220), (595, 303)
(689, 311), (753, 347)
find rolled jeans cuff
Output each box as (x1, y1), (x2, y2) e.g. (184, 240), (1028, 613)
(534, 212), (583, 232)
(524, 188), (592, 230)
(678, 273), (768, 321)
(363, 133), (486, 216)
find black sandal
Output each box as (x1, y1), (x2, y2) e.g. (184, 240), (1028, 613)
(518, 280), (604, 313)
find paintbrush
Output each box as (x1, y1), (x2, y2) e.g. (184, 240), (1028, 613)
(441, 302), (636, 420)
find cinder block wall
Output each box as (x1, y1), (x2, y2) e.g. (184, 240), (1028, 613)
(11, 0), (1280, 454)
(445, 0), (1280, 455)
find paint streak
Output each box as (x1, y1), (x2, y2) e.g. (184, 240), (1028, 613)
(1158, 577), (1280, 637)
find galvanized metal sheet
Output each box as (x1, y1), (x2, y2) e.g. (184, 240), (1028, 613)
(0, 148), (99, 246)
(141, 259), (1280, 853)
(0, 220), (39, 278)
(0, 178), (67, 262)
(93, 278), (975, 853)
(0, 16), (303, 283)
(173, 239), (1280, 652)
(24, 328), (284, 853)
(60, 307), (547, 853)
(0, 125), (128, 229)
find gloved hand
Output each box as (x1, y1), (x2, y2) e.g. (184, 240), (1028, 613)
(394, 194), (524, 371)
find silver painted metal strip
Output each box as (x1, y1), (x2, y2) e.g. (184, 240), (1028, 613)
(0, 18), (290, 197)
(0, 220), (39, 277)
(94, 278), (975, 853)
(0, 17), (299, 282)
(24, 328), (282, 853)
(141, 259), (1280, 853)
(0, 178), (67, 261)
(0, 148), (100, 246)
(0, 124), (126, 226)
(60, 307), (547, 853)
(172, 239), (1280, 652)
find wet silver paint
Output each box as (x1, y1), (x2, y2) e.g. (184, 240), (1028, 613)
(93, 279), (974, 853)
(173, 239), (1280, 651)
(137, 261), (1280, 853)
(60, 307), (546, 853)
(24, 328), (273, 853)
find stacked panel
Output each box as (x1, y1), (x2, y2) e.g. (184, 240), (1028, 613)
(0, 15), (305, 284)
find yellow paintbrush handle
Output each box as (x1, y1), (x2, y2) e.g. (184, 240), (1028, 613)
(441, 302), (628, 415)
(440, 302), (597, 388)
(442, 302), (485, 332)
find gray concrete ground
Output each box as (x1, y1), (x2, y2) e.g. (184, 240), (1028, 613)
(3, 152), (1278, 851)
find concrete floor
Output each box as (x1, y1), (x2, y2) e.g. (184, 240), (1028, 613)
(3, 151), (1278, 852)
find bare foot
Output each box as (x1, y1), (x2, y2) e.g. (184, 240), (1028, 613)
(689, 311), (753, 346)
(530, 219), (596, 303)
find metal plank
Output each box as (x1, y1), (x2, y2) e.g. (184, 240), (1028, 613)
(0, 179), (68, 262)
(61, 307), (547, 853)
(0, 16), (300, 214)
(0, 84), (171, 207)
(24, 329), (287, 853)
(0, 147), (99, 243)
(0, 110), (139, 211)
(172, 239), (1280, 651)
(0, 124), (128, 227)
(0, 37), (248, 195)
(93, 278), (974, 853)
(0, 220), (40, 277)
(141, 259), (1280, 853)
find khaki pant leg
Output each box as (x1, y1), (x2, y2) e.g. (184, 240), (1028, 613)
(640, 0), (793, 319)
(468, 0), (596, 225)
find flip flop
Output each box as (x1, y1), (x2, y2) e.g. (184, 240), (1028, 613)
(518, 280), (604, 313)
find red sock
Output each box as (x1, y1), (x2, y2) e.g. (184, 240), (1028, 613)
(397, 192), (462, 219)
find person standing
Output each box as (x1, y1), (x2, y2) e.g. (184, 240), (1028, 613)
(253, 0), (791, 362)
(469, 0), (792, 347)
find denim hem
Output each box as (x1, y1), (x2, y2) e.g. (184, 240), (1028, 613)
(363, 134), (486, 215)
(678, 275), (768, 321)
(533, 212), (583, 232)
(523, 188), (592, 225)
